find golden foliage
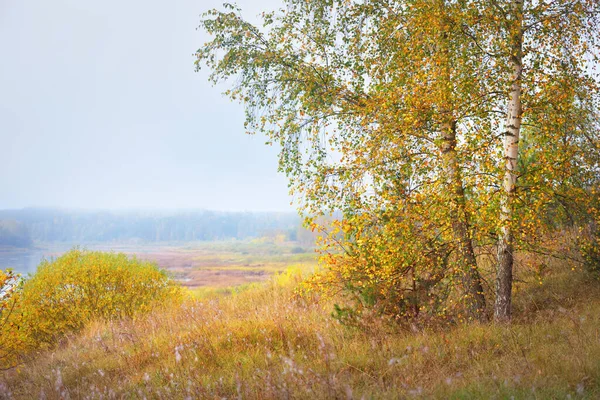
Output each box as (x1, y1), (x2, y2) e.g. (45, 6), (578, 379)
(197, 0), (600, 321)
(0, 269), (23, 370)
(4, 249), (182, 361)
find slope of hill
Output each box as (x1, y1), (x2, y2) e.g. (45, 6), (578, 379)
(2, 262), (600, 399)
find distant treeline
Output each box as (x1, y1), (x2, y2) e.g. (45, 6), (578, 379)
(0, 209), (310, 246)
(0, 219), (33, 248)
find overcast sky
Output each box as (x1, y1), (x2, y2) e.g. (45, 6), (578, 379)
(0, 0), (293, 212)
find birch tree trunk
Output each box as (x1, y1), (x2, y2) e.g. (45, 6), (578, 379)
(440, 120), (488, 321)
(438, 2), (487, 321)
(495, 0), (524, 322)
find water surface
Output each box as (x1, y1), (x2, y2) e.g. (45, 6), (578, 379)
(0, 246), (74, 276)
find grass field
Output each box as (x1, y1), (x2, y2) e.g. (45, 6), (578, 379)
(122, 240), (318, 289)
(2, 248), (600, 398)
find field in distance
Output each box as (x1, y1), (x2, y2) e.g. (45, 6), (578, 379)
(34, 240), (318, 290)
(130, 240), (317, 290)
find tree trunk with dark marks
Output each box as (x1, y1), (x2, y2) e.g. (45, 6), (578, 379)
(495, 0), (524, 322)
(440, 120), (487, 321)
(437, 0), (487, 321)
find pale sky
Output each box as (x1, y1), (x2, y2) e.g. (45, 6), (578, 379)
(0, 0), (292, 212)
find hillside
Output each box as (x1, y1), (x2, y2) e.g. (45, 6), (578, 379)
(2, 262), (600, 399)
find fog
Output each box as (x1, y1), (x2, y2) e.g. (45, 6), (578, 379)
(0, 0), (291, 212)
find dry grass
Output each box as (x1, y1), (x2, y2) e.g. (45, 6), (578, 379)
(119, 241), (317, 289)
(2, 263), (600, 399)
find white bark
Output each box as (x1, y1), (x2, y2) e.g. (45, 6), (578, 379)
(495, 0), (524, 322)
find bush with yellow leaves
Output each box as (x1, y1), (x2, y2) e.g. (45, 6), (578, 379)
(1, 269), (24, 369)
(15, 249), (182, 351)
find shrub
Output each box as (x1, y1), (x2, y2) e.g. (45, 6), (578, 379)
(291, 246), (306, 254)
(303, 216), (453, 325)
(0, 269), (24, 369)
(580, 222), (600, 273)
(18, 249), (183, 349)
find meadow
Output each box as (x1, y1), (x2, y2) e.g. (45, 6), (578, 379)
(126, 240), (317, 290)
(2, 245), (600, 399)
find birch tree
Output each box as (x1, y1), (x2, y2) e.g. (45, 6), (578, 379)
(196, 0), (600, 323)
(495, 0), (525, 321)
(489, 0), (600, 321)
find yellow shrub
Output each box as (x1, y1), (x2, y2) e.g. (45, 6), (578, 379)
(18, 249), (182, 349)
(0, 269), (24, 369)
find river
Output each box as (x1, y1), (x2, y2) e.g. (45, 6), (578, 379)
(0, 246), (75, 276)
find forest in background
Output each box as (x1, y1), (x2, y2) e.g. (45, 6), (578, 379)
(0, 208), (307, 246)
